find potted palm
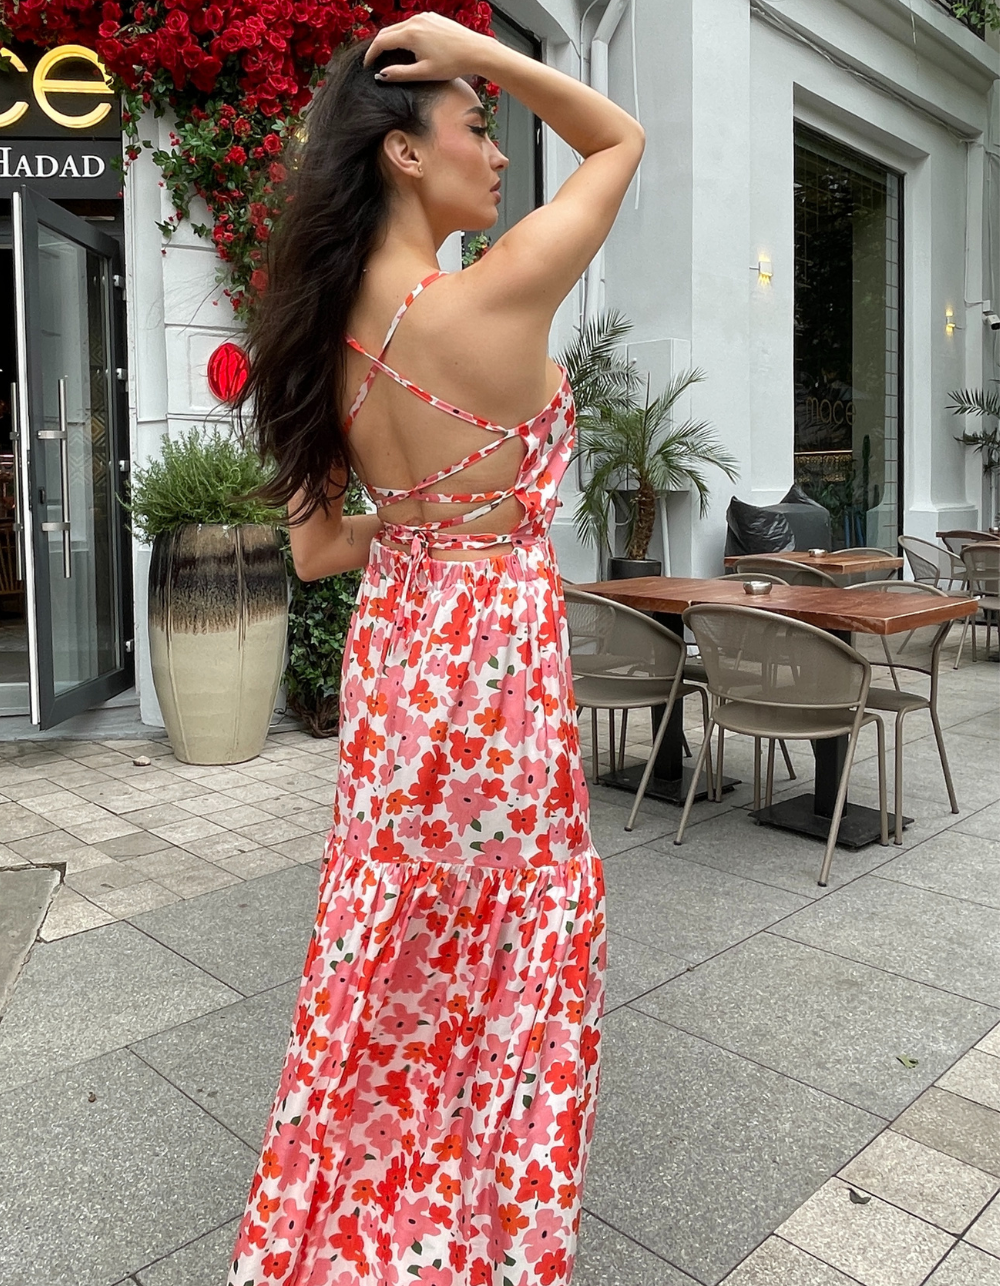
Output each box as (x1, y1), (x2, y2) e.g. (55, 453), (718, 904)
(574, 357), (739, 578)
(948, 385), (1000, 527)
(128, 428), (288, 765)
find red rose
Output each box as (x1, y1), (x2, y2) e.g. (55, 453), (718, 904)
(224, 145), (247, 165)
(263, 133), (282, 155)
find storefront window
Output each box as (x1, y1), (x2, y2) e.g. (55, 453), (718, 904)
(464, 9), (541, 256)
(794, 127), (902, 550)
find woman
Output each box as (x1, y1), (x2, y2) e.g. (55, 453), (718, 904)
(230, 14), (643, 1285)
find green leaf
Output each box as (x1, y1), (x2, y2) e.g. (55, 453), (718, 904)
(896, 1055), (920, 1069)
(522, 1095), (533, 1109)
(411, 1241), (422, 1253)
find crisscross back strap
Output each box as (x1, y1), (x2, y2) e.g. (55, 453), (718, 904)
(344, 271), (447, 430)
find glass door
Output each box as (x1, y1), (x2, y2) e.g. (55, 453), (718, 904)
(12, 186), (131, 727)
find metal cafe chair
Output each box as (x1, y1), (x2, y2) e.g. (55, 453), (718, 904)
(940, 530), (1000, 554)
(564, 588), (713, 832)
(674, 604), (888, 886)
(898, 535), (964, 592)
(835, 547), (900, 585)
(684, 572), (797, 784)
(734, 556), (840, 588)
(955, 543), (1000, 668)
(851, 581), (959, 843)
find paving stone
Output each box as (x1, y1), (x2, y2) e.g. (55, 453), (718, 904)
(584, 1007), (880, 1284)
(268, 833), (327, 864)
(955, 801), (1000, 841)
(207, 804), (276, 829)
(893, 1088), (1000, 1177)
(68, 859), (149, 899)
(632, 933), (998, 1116)
(966, 1193), (1000, 1257)
(979, 1025), (1000, 1058)
(574, 1212), (695, 1285)
(119, 804), (194, 829)
(0, 1050), (253, 1286)
(775, 876), (1000, 1006)
(131, 980), (297, 1149)
(923, 1242), (1000, 1285)
(135, 1218), (240, 1286)
(66, 816), (144, 845)
(839, 1130), (999, 1235)
(122, 850), (240, 899)
(38, 886), (116, 941)
(604, 930), (689, 1013)
(131, 863), (320, 996)
(230, 816), (310, 846)
(0, 919), (239, 1091)
(648, 807), (892, 898)
(180, 830), (262, 861)
(174, 792), (252, 817)
(875, 832), (1000, 909)
(720, 1236), (859, 1284)
(776, 1177), (954, 1286)
(211, 848), (296, 880)
(146, 816), (226, 846)
(937, 1050), (1000, 1112)
(603, 846), (810, 964)
(0, 802), (56, 841)
(90, 880), (181, 917)
(90, 832), (172, 861)
(0, 866), (59, 1016)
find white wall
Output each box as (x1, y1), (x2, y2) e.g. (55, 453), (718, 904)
(125, 112), (242, 726)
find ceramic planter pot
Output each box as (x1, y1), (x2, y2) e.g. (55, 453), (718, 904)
(608, 557), (662, 580)
(148, 524), (288, 765)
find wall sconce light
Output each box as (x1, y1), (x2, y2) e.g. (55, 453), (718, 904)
(755, 255), (773, 284)
(945, 308), (962, 334)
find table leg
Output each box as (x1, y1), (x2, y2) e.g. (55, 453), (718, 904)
(596, 611), (739, 805)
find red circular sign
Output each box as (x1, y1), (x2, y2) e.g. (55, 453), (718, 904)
(207, 341), (250, 403)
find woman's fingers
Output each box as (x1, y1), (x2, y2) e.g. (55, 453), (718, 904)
(374, 62), (437, 82)
(363, 18), (421, 67)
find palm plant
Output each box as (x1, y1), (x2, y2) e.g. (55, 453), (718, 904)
(557, 309), (639, 417)
(574, 364), (739, 561)
(947, 386), (1000, 473)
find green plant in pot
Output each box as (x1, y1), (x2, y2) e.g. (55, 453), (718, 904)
(127, 428), (287, 765)
(947, 385), (1000, 527)
(574, 352), (739, 578)
(282, 479), (369, 737)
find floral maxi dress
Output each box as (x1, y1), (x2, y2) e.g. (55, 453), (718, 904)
(230, 273), (606, 1286)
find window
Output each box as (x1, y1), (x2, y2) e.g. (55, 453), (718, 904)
(464, 9), (542, 258)
(794, 127), (903, 550)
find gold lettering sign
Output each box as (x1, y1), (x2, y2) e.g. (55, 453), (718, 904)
(0, 50), (30, 129)
(32, 45), (113, 130)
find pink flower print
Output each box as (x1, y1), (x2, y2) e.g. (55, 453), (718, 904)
(366, 1111), (403, 1158)
(443, 774), (486, 830)
(390, 931), (435, 994)
(392, 1193), (440, 1242)
(386, 706), (431, 765)
(512, 757), (548, 801)
(505, 1094), (556, 1160)
(416, 1266), (454, 1285)
(475, 1032), (511, 1081)
(383, 1003), (420, 1038)
(271, 1197), (308, 1243)
(522, 1208), (570, 1264)
(477, 836), (524, 869)
(344, 816), (372, 857)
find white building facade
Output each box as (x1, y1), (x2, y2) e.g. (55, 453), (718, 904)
(1, 1), (997, 729)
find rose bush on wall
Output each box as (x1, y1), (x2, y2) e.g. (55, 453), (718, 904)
(0, 0), (493, 313)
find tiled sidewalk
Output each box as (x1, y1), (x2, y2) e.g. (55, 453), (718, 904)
(0, 642), (996, 1285)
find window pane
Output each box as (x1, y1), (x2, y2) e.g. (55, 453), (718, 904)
(793, 127), (902, 550)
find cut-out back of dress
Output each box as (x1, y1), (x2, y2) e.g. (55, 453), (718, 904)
(345, 271), (576, 554)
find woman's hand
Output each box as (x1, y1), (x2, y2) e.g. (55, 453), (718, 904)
(363, 13), (491, 82)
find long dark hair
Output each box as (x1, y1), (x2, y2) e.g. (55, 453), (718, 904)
(239, 40), (448, 521)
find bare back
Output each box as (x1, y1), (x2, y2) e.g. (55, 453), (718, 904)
(342, 266), (566, 556)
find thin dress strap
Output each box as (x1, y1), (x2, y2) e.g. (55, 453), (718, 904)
(344, 271), (447, 431)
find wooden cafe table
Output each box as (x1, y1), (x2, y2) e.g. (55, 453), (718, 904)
(571, 576), (978, 847)
(722, 548), (903, 576)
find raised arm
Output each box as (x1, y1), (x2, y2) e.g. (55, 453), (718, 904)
(366, 14), (644, 313)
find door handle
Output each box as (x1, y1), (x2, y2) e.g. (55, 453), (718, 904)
(10, 381), (24, 582)
(38, 376), (72, 579)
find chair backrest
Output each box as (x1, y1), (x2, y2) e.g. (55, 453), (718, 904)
(940, 530), (998, 554)
(849, 580), (952, 685)
(716, 571), (790, 585)
(564, 588), (686, 703)
(733, 556), (839, 588)
(682, 603), (870, 709)
(898, 535), (962, 586)
(961, 543), (1000, 597)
